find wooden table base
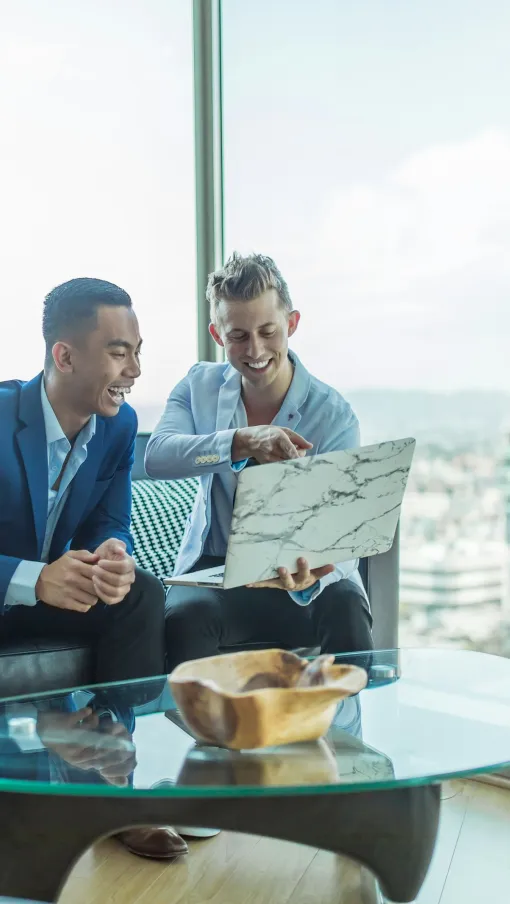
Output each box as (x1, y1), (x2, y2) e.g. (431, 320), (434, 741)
(0, 783), (440, 903)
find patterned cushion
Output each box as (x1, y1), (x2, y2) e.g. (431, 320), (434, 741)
(131, 479), (198, 580)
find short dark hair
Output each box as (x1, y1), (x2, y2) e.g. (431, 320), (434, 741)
(206, 252), (293, 323)
(42, 277), (132, 367)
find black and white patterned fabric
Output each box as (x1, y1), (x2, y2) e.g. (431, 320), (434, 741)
(131, 478), (198, 581)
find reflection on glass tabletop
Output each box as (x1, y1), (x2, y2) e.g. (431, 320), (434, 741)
(1, 648), (510, 798)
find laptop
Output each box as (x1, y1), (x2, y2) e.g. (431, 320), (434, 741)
(164, 436), (415, 591)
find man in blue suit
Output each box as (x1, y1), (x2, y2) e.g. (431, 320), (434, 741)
(146, 253), (373, 669)
(0, 276), (165, 679)
(0, 278), (187, 860)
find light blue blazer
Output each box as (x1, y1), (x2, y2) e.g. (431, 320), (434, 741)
(145, 352), (366, 603)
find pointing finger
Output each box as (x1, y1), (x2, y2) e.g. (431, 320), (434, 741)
(282, 429), (313, 450)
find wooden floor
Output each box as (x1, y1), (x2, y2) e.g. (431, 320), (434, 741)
(60, 779), (510, 904)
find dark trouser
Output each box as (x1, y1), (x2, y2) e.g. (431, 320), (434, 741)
(165, 555), (373, 672)
(1, 566), (166, 684)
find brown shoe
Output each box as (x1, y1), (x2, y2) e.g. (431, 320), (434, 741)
(116, 826), (189, 860)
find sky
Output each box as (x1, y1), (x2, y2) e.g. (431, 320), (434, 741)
(0, 0), (509, 418)
(222, 0), (510, 394)
(0, 1), (197, 408)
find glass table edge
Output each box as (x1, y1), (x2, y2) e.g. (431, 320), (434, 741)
(0, 672), (172, 706)
(2, 759), (510, 800)
(1, 647), (504, 706)
(1, 648), (508, 800)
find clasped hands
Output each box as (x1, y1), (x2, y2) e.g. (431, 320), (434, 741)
(37, 707), (136, 786)
(35, 538), (135, 613)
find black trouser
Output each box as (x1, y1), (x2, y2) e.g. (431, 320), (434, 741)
(1, 567), (166, 684)
(165, 555), (373, 671)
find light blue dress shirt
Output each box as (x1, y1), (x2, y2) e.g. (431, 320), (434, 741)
(4, 381), (96, 608)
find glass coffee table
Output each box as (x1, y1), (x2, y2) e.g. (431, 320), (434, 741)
(1, 648), (510, 904)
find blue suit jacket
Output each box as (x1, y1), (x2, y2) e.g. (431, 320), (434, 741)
(146, 352), (366, 602)
(0, 373), (137, 612)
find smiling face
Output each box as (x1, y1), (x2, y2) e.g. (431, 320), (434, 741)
(209, 288), (300, 391)
(52, 304), (142, 418)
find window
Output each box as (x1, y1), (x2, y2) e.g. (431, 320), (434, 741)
(0, 0), (197, 430)
(222, 0), (510, 652)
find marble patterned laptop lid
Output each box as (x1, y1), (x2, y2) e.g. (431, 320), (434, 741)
(223, 437), (415, 589)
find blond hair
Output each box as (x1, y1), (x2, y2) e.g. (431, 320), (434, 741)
(206, 252), (293, 323)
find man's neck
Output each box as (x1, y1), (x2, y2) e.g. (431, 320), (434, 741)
(43, 374), (91, 442)
(241, 355), (294, 424)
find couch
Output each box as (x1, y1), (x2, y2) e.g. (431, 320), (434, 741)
(0, 434), (399, 697)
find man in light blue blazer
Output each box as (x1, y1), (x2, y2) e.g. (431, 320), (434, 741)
(146, 252), (373, 669)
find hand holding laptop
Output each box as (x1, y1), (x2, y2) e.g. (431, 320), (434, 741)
(232, 425), (312, 464)
(165, 438), (416, 591)
(246, 556), (335, 591)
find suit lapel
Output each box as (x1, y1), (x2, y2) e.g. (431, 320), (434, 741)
(16, 374), (49, 557)
(274, 403), (302, 431)
(215, 366), (242, 431)
(274, 353), (311, 432)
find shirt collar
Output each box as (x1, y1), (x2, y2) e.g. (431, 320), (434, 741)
(220, 350), (311, 431)
(222, 350), (310, 404)
(40, 379), (96, 448)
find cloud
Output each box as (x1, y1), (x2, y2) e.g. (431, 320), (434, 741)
(313, 130), (510, 302)
(287, 130), (510, 391)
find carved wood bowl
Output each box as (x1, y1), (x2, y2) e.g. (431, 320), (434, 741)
(169, 649), (368, 750)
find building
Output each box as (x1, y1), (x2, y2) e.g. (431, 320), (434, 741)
(400, 541), (506, 646)
(399, 453), (509, 646)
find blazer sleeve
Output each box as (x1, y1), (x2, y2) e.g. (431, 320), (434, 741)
(145, 374), (240, 480)
(71, 420), (137, 555)
(0, 554), (25, 612)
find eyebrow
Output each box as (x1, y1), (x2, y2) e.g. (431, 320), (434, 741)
(228, 322), (276, 333)
(106, 339), (143, 350)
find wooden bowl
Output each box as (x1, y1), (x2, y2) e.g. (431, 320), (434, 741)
(169, 649), (367, 750)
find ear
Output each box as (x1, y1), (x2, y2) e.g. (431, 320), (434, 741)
(209, 321), (225, 348)
(51, 341), (75, 374)
(287, 310), (300, 338)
